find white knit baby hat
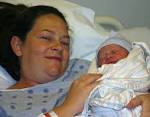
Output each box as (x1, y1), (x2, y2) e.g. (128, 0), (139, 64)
(97, 37), (132, 53)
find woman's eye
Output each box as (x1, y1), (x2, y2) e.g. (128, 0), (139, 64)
(40, 35), (53, 41)
(61, 37), (70, 47)
(61, 41), (69, 46)
(39, 31), (54, 41)
(41, 36), (49, 40)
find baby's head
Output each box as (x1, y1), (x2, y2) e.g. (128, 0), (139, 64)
(97, 37), (132, 67)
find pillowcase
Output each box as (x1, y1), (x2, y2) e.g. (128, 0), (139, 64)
(0, 65), (16, 89)
(118, 27), (150, 47)
(3, 0), (107, 61)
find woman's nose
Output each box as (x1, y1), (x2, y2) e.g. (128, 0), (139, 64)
(51, 41), (63, 51)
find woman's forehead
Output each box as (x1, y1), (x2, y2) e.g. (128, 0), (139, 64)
(35, 14), (67, 27)
(30, 14), (69, 35)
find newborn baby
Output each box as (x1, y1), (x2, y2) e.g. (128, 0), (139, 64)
(80, 37), (150, 117)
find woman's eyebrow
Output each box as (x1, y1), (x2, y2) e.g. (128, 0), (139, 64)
(41, 29), (70, 37)
(41, 29), (55, 34)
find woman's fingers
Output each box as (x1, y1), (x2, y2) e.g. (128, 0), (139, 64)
(77, 73), (102, 84)
(71, 73), (102, 97)
(61, 73), (102, 115)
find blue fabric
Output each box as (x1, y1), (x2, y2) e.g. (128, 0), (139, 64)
(0, 59), (90, 117)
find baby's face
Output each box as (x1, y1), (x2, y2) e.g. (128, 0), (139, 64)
(97, 44), (129, 66)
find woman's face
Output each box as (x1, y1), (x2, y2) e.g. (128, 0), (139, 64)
(98, 44), (129, 66)
(15, 14), (70, 84)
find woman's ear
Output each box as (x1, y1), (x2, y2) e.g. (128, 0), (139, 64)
(11, 36), (23, 56)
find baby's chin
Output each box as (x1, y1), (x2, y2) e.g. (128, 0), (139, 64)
(107, 61), (117, 64)
(102, 60), (117, 65)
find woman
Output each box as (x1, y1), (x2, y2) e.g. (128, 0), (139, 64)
(0, 5), (149, 117)
(0, 5), (100, 117)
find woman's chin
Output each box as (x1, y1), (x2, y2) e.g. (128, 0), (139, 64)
(48, 69), (61, 78)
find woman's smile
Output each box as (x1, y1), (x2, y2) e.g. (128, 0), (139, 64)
(45, 56), (62, 62)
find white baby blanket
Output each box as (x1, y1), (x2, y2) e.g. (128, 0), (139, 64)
(79, 45), (150, 117)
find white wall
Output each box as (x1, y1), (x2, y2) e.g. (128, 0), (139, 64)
(68, 0), (150, 28)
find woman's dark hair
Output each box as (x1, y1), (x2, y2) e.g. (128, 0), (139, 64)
(0, 2), (27, 80)
(0, 2), (17, 8)
(1, 5), (68, 81)
(0, 2), (27, 37)
(0, 3), (27, 38)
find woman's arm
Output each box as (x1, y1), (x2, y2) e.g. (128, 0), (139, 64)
(127, 94), (150, 117)
(37, 74), (101, 117)
(53, 74), (101, 117)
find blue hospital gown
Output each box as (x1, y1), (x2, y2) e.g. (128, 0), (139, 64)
(0, 59), (90, 117)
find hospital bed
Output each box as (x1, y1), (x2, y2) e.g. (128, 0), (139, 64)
(0, 1), (150, 117)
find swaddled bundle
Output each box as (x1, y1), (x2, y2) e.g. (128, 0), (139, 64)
(79, 43), (150, 117)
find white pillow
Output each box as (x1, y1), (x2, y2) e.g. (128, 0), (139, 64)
(118, 27), (150, 47)
(2, 0), (107, 61)
(0, 65), (16, 89)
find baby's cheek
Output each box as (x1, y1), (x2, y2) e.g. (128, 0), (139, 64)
(99, 59), (105, 65)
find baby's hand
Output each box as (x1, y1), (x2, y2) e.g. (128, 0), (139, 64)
(127, 94), (150, 117)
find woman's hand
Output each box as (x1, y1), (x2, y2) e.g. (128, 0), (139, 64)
(54, 73), (102, 117)
(127, 94), (150, 117)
